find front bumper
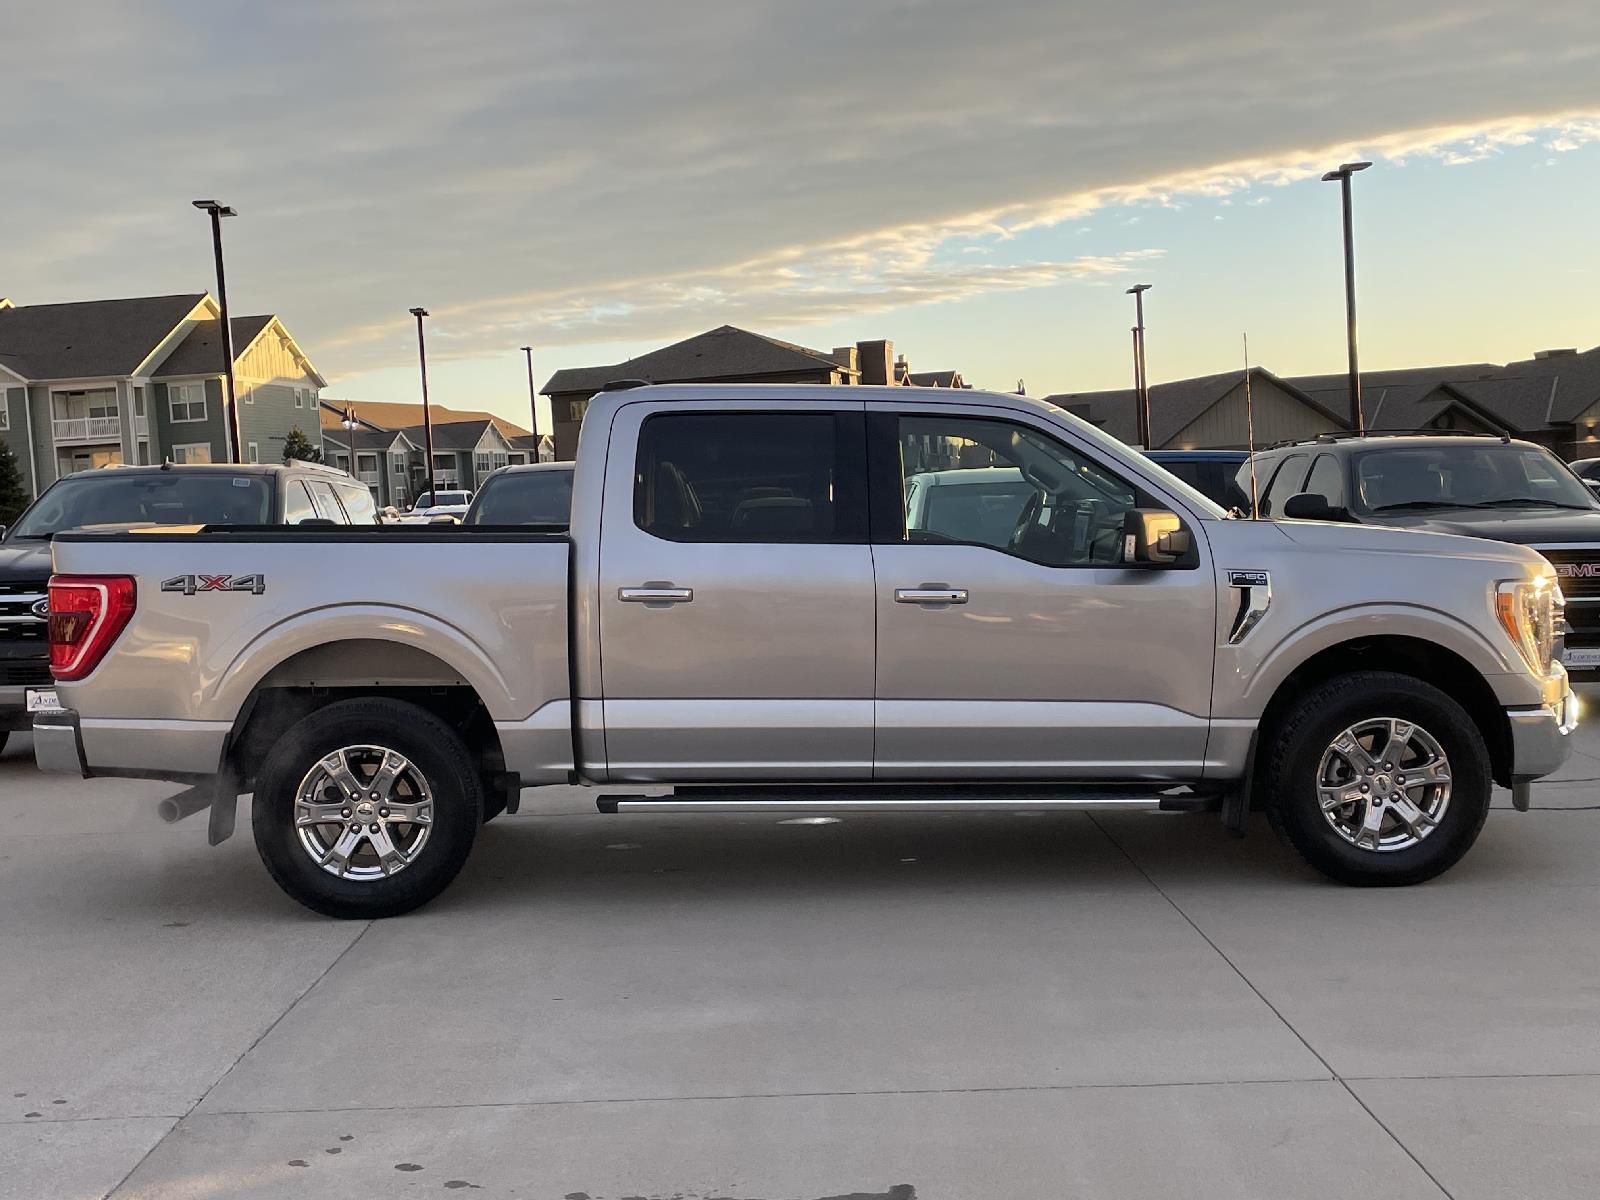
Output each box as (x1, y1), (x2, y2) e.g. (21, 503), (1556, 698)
(1506, 687), (1580, 798)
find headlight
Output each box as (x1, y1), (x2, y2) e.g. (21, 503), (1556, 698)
(1495, 577), (1564, 675)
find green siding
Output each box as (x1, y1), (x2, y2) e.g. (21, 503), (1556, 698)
(0, 386), (35, 497)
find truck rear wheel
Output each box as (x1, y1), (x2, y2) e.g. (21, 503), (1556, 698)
(1264, 671), (1491, 886)
(252, 698), (481, 918)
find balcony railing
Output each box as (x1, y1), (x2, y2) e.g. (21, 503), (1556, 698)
(433, 470), (459, 487)
(53, 416), (122, 443)
(357, 470), (381, 485)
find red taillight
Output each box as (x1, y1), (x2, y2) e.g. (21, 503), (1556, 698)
(48, 575), (137, 682)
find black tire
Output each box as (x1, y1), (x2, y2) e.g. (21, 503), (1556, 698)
(252, 698), (481, 918)
(1264, 671), (1491, 886)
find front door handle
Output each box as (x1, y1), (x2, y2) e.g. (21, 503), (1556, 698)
(894, 587), (968, 605)
(619, 586), (694, 604)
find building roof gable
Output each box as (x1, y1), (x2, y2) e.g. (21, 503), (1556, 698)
(541, 324), (847, 395)
(152, 314), (275, 377)
(0, 293), (208, 380)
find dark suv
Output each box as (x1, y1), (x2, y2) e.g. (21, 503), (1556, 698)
(0, 461), (376, 754)
(1240, 433), (1600, 678)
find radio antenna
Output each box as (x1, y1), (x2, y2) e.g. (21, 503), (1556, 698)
(1243, 333), (1260, 520)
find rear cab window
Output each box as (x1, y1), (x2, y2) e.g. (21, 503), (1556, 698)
(633, 411), (864, 543)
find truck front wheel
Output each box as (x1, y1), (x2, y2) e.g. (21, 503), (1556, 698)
(252, 698), (482, 918)
(1264, 671), (1492, 886)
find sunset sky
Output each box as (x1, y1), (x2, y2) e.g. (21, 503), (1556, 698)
(4, 1), (1597, 431)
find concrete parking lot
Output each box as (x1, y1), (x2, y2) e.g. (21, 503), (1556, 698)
(3, 719), (1599, 1200)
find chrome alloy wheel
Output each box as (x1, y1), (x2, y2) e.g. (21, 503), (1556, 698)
(1317, 718), (1452, 853)
(293, 745), (435, 879)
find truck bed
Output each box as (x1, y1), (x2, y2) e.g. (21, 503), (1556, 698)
(47, 525), (574, 784)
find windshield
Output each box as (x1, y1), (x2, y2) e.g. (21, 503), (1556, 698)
(466, 470), (573, 525)
(1353, 443), (1597, 514)
(8, 472), (274, 539)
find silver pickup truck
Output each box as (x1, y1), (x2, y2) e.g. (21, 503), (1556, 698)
(35, 384), (1578, 917)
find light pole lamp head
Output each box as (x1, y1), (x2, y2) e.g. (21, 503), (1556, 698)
(409, 307), (429, 319)
(1126, 283), (1153, 296)
(520, 345), (532, 353)
(1321, 161), (1373, 182)
(191, 200), (237, 216)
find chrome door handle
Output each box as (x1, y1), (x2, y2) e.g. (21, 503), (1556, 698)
(618, 586), (694, 604)
(894, 587), (968, 605)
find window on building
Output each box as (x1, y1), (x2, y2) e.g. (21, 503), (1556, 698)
(0, 398), (8, 431)
(243, 386), (254, 405)
(392, 452), (407, 476)
(293, 387), (304, 409)
(569, 399), (589, 423)
(169, 383), (207, 423)
(492, 451), (508, 471)
(247, 442), (260, 464)
(474, 451), (492, 475)
(633, 412), (848, 543)
(170, 443), (212, 465)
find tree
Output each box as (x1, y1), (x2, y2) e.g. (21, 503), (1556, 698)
(0, 436), (28, 527)
(282, 426), (322, 464)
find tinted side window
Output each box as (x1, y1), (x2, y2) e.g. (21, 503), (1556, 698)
(283, 481), (318, 524)
(896, 415), (1138, 567)
(634, 412), (851, 543)
(1304, 454), (1345, 506)
(1261, 454), (1310, 517)
(333, 482), (379, 524)
(305, 480), (346, 523)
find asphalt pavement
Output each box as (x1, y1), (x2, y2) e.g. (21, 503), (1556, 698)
(2, 714), (1599, 1200)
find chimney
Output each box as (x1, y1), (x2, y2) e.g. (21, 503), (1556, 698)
(857, 339), (893, 386)
(1534, 348), (1578, 360)
(832, 345), (859, 377)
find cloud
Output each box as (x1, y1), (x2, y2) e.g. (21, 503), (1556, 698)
(2, 0), (1599, 379)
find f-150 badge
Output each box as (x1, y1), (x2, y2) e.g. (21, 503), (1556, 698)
(1226, 569), (1270, 644)
(161, 574), (267, 596)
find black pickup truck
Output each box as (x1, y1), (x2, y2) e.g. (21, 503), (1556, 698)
(1241, 433), (1600, 678)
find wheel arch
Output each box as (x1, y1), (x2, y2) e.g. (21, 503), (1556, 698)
(221, 640), (510, 806)
(1252, 636), (1512, 789)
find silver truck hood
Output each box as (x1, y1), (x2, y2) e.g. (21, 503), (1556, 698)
(1264, 517), (1548, 570)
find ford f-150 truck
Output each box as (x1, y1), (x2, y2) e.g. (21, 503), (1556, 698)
(34, 384), (1578, 917)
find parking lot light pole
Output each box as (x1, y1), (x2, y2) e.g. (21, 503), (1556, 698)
(1321, 161), (1372, 435)
(1126, 284), (1153, 449)
(411, 308), (436, 504)
(519, 345), (543, 461)
(192, 201), (242, 463)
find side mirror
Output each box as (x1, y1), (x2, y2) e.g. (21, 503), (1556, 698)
(1122, 509), (1191, 566)
(1282, 492), (1350, 522)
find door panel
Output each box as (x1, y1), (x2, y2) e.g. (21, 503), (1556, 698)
(869, 403), (1216, 780)
(598, 401), (874, 780)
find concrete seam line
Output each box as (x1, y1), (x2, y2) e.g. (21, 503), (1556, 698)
(1085, 814), (1458, 1200)
(100, 919), (374, 1199)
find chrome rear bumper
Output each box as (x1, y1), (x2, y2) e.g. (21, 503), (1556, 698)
(33, 709), (88, 777)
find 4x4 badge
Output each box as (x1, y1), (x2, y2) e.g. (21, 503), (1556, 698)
(161, 574), (267, 596)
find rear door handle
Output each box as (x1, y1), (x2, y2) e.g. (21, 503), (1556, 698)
(618, 586), (694, 604)
(894, 587), (968, 605)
